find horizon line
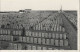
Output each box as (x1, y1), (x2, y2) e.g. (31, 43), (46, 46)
(0, 9), (77, 12)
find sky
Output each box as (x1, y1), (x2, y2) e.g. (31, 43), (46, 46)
(0, 0), (79, 11)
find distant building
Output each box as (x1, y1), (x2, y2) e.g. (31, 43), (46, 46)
(19, 9), (31, 13)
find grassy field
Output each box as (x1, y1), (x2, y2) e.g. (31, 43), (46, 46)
(0, 10), (77, 50)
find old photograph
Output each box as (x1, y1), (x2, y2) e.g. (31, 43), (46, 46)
(0, 0), (79, 50)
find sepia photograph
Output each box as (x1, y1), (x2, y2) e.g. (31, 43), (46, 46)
(0, 0), (79, 51)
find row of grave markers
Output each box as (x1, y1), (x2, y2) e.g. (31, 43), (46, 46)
(0, 35), (68, 46)
(7, 42), (65, 50)
(0, 39), (68, 50)
(64, 13), (77, 27)
(32, 13), (64, 31)
(0, 29), (67, 39)
(33, 24), (65, 32)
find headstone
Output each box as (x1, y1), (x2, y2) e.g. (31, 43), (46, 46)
(23, 37), (26, 42)
(19, 36), (23, 42)
(0, 35), (2, 40)
(22, 44), (27, 50)
(13, 31), (15, 35)
(2, 35), (5, 40)
(26, 37), (30, 43)
(55, 40), (59, 46)
(3, 30), (6, 34)
(8, 30), (10, 34)
(60, 40), (63, 46)
(7, 35), (11, 41)
(64, 40), (68, 46)
(51, 28), (53, 31)
(42, 38), (45, 44)
(46, 39), (49, 45)
(29, 31), (31, 36)
(9, 43), (14, 49)
(2, 30), (4, 34)
(13, 44), (17, 50)
(60, 34), (63, 39)
(5, 30), (7, 34)
(38, 38), (41, 44)
(34, 38), (37, 43)
(38, 32), (41, 37)
(18, 31), (21, 35)
(37, 46), (41, 50)
(60, 26), (61, 31)
(17, 44), (22, 50)
(45, 33), (48, 38)
(42, 33), (45, 37)
(63, 33), (67, 39)
(39, 25), (40, 30)
(32, 32), (35, 37)
(26, 31), (28, 36)
(62, 28), (65, 32)
(51, 39), (54, 45)
(52, 33), (55, 38)
(33, 26), (36, 30)
(32, 46), (36, 50)
(1, 30), (2, 34)
(56, 34), (59, 39)
(54, 27), (56, 31)
(35, 32), (38, 37)
(57, 26), (59, 31)
(41, 24), (42, 30)
(48, 33), (52, 38)
(48, 47), (53, 50)
(11, 36), (13, 41)
(30, 37), (33, 43)
(27, 45), (31, 50)
(42, 47), (47, 50)
(0, 29), (1, 34)
(46, 27), (48, 31)
(36, 25), (38, 30)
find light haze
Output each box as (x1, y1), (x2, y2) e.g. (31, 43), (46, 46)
(0, 0), (79, 11)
